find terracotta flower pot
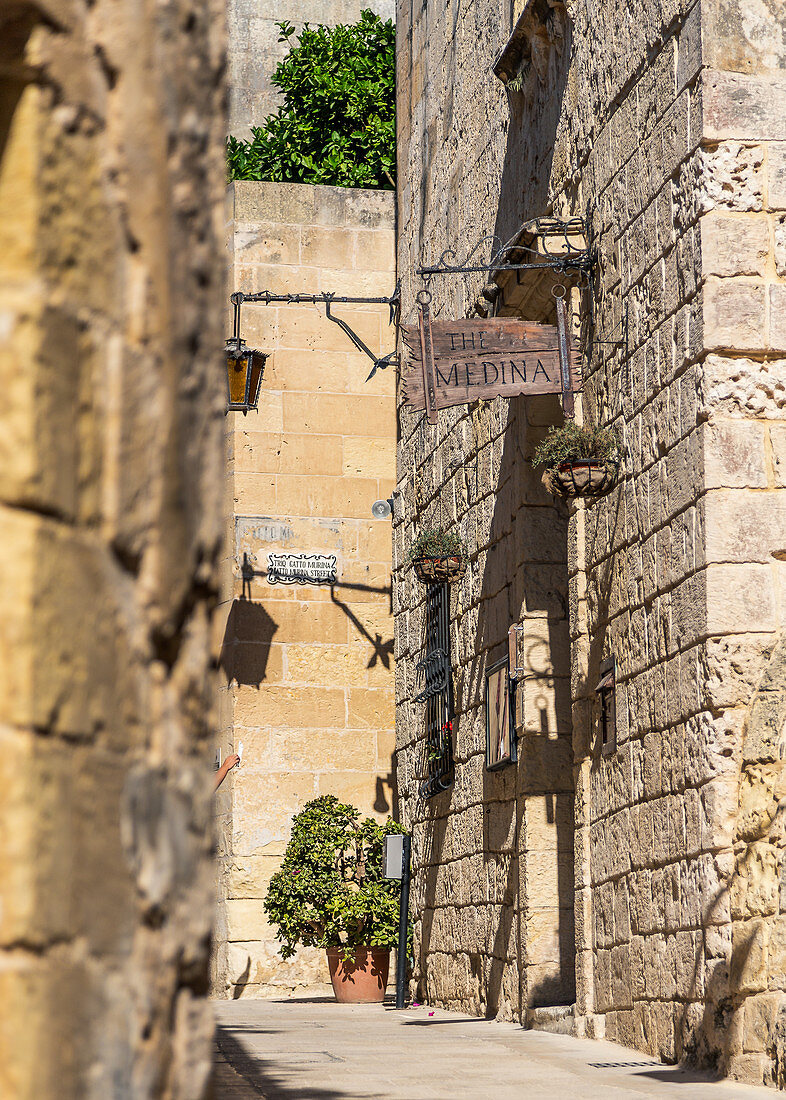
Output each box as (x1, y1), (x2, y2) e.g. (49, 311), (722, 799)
(545, 461), (618, 498)
(412, 555), (466, 584)
(326, 946), (391, 1003)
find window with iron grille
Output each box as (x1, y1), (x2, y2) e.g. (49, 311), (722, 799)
(415, 583), (454, 799)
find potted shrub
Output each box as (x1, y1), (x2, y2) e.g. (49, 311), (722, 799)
(264, 795), (405, 1003)
(408, 528), (467, 583)
(533, 421), (620, 498)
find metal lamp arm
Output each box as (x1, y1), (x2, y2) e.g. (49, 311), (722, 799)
(228, 288), (399, 381)
(323, 295), (396, 380)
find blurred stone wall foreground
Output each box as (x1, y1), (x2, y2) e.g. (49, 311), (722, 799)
(0, 1), (226, 1097)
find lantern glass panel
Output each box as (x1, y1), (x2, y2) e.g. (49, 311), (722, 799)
(247, 352), (264, 408)
(227, 352), (251, 407)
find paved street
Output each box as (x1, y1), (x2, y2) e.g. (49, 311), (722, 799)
(212, 999), (773, 1099)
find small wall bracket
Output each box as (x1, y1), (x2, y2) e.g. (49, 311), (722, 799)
(508, 624), (529, 681)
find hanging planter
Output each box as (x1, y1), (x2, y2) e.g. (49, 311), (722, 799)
(534, 422), (620, 499)
(408, 529), (467, 584)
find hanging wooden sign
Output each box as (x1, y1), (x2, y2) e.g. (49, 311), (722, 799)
(401, 318), (582, 412)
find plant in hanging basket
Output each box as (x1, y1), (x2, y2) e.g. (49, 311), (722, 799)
(407, 529), (467, 584)
(533, 422), (620, 499)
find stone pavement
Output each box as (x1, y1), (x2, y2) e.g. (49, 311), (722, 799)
(212, 998), (773, 1099)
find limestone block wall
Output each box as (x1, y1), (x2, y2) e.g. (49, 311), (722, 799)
(567, 1), (786, 1084)
(0, 2), (226, 1098)
(394, 395), (576, 1020)
(395, 0), (576, 1020)
(227, 0), (394, 138)
(395, 0), (786, 1084)
(214, 181), (397, 998)
(565, 0), (714, 1062)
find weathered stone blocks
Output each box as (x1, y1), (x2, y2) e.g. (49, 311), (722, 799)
(1, 0), (227, 1090)
(215, 182), (397, 998)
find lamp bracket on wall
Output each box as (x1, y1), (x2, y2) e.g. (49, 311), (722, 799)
(508, 624), (530, 682)
(416, 217), (594, 283)
(230, 286), (400, 381)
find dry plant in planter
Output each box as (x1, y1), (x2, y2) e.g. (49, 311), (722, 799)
(407, 528), (467, 583)
(533, 422), (620, 498)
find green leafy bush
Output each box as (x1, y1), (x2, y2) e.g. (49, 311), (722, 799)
(264, 796), (405, 959)
(532, 422), (620, 468)
(407, 528), (466, 563)
(227, 11), (395, 190)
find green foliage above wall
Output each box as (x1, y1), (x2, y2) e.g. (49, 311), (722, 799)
(227, 11), (395, 190)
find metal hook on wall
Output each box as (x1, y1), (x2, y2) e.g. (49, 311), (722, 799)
(553, 282), (575, 419)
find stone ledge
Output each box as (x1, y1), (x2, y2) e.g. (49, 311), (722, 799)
(229, 180), (395, 230)
(525, 1003), (578, 1034)
(492, 0), (568, 87)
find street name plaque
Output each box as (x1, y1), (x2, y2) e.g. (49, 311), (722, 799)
(266, 552), (338, 586)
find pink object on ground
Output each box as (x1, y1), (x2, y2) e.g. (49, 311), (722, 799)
(326, 947), (391, 1004)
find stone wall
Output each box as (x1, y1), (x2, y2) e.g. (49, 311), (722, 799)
(394, 391), (575, 1019)
(395, 0), (786, 1085)
(214, 180), (397, 998)
(227, 0), (394, 138)
(395, 0), (577, 1021)
(569, 1), (786, 1083)
(0, 1), (226, 1098)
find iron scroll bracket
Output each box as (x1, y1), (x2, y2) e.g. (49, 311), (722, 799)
(413, 646), (450, 702)
(415, 217), (595, 282)
(230, 286), (400, 382)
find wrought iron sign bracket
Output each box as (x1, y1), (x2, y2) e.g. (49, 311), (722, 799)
(508, 624), (529, 682)
(415, 217), (595, 284)
(230, 287), (399, 381)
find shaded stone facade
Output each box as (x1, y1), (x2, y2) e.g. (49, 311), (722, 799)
(0, 0), (227, 1097)
(394, 0), (786, 1085)
(213, 181), (397, 998)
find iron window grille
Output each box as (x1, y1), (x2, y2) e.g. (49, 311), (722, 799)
(417, 583), (454, 799)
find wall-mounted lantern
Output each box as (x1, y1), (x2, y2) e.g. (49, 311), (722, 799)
(225, 336), (266, 413)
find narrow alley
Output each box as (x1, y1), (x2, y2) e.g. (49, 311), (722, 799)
(212, 1001), (774, 1100)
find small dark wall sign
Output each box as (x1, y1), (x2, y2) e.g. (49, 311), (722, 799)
(267, 552), (338, 585)
(401, 318), (582, 412)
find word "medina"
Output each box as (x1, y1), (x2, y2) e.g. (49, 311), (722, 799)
(401, 318), (581, 412)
